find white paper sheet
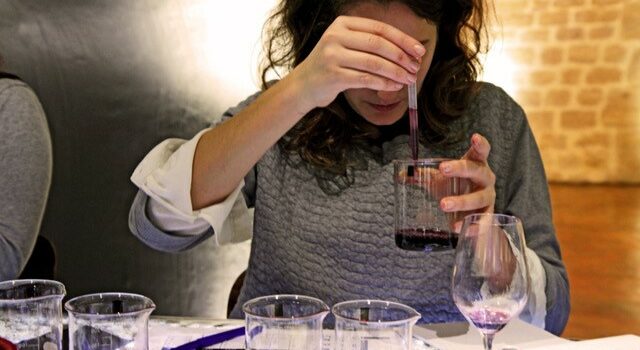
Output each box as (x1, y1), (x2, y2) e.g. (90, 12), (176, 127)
(149, 318), (639, 350)
(413, 319), (571, 349)
(535, 335), (640, 349)
(149, 319), (246, 349)
(149, 319), (437, 350)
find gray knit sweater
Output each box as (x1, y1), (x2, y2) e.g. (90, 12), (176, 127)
(129, 83), (570, 334)
(0, 78), (52, 280)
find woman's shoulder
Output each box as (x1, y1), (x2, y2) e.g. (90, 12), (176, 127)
(467, 81), (528, 126)
(471, 82), (522, 110)
(204, 89), (264, 129)
(218, 80), (278, 122)
(462, 82), (535, 157)
(222, 90), (264, 118)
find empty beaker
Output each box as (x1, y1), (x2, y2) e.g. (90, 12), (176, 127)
(333, 299), (421, 350)
(65, 293), (155, 350)
(0, 279), (66, 350)
(394, 158), (469, 252)
(243, 294), (329, 350)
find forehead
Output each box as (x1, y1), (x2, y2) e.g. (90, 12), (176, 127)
(342, 1), (436, 39)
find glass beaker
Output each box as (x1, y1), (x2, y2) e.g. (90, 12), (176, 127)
(243, 294), (329, 350)
(333, 299), (421, 350)
(394, 158), (468, 252)
(65, 293), (155, 350)
(0, 279), (66, 350)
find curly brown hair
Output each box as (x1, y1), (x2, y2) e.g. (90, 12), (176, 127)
(260, 0), (488, 180)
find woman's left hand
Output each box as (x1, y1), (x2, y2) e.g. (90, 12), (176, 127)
(439, 133), (496, 215)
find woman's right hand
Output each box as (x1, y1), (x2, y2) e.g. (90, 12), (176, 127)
(191, 16), (426, 209)
(290, 15), (426, 110)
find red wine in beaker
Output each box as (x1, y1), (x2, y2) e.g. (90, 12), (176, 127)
(395, 227), (457, 252)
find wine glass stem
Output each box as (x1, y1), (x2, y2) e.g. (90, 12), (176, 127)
(482, 334), (495, 350)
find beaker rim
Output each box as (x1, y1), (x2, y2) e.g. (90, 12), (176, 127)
(332, 299), (421, 326)
(242, 294), (330, 321)
(64, 292), (156, 316)
(0, 279), (66, 302)
(393, 158), (452, 166)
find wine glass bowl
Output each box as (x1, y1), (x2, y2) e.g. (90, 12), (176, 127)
(451, 214), (530, 350)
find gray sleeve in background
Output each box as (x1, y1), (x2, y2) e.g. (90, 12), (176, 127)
(0, 81), (52, 280)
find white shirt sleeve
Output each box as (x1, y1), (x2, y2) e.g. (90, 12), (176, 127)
(130, 129), (253, 246)
(518, 247), (547, 329)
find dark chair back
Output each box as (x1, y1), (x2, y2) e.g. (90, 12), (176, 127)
(19, 236), (56, 280)
(227, 270), (246, 317)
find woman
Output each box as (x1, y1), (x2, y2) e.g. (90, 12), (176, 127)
(129, 0), (569, 334)
(0, 57), (53, 281)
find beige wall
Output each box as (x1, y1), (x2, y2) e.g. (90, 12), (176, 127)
(487, 0), (640, 183)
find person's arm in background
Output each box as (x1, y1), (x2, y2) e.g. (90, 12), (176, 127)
(0, 80), (52, 280)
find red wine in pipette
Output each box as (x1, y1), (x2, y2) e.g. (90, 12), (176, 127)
(408, 83), (419, 162)
(409, 107), (418, 161)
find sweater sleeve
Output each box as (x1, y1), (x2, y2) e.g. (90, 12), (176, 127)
(0, 82), (52, 280)
(128, 190), (216, 252)
(128, 92), (261, 251)
(495, 95), (570, 335)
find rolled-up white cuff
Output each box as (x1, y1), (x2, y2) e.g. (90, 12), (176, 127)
(131, 129), (209, 221)
(130, 128), (252, 245)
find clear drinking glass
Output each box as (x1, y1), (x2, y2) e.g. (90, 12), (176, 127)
(243, 294), (329, 350)
(65, 293), (155, 350)
(0, 279), (66, 350)
(332, 300), (420, 350)
(452, 214), (530, 350)
(394, 158), (467, 252)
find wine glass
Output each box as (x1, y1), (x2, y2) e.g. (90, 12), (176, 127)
(451, 214), (530, 350)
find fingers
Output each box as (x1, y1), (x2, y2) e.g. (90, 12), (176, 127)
(440, 187), (496, 212)
(340, 30), (421, 78)
(462, 133), (491, 163)
(340, 16), (426, 59)
(440, 159), (496, 188)
(333, 16), (424, 87)
(339, 68), (405, 92)
(339, 50), (416, 85)
(300, 15), (426, 103)
(439, 133), (495, 213)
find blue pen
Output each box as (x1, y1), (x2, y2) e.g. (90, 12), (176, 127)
(166, 326), (246, 350)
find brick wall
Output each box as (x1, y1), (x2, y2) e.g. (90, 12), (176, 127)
(483, 0), (640, 183)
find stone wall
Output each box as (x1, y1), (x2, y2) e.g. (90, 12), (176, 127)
(484, 0), (640, 183)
